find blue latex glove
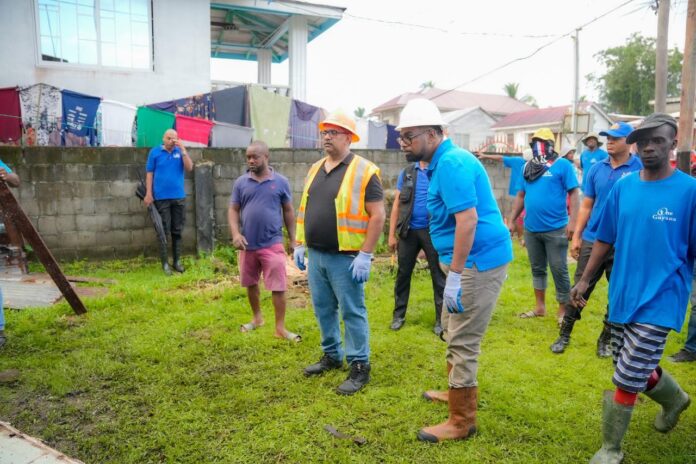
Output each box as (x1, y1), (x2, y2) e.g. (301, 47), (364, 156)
(349, 251), (373, 283)
(294, 245), (307, 271)
(444, 270), (464, 313)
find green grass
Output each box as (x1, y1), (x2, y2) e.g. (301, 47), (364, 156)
(1, 243), (695, 463)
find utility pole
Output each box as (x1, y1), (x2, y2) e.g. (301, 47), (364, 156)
(677, 0), (696, 174)
(655, 0), (670, 112)
(571, 29), (580, 150)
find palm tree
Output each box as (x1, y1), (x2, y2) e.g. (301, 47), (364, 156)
(354, 107), (366, 118)
(503, 82), (538, 107)
(419, 81), (435, 92)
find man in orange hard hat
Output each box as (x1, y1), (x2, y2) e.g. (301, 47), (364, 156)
(294, 111), (385, 395)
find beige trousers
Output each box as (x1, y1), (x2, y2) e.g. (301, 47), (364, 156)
(440, 263), (508, 388)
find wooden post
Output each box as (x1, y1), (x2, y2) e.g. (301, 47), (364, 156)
(0, 182), (86, 315)
(655, 0), (670, 112)
(678, 0), (696, 173)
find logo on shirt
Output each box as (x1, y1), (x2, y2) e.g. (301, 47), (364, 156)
(173, 153), (181, 159)
(542, 171), (553, 177)
(652, 207), (676, 222)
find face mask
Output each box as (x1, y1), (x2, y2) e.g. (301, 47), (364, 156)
(530, 140), (554, 159)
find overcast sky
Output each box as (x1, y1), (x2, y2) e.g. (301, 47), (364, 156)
(211, 0), (689, 114)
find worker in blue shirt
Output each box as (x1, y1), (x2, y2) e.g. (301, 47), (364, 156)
(509, 128), (580, 324)
(579, 132), (608, 191)
(0, 160), (20, 349)
(571, 113), (695, 464)
(551, 122), (642, 356)
(396, 98), (512, 444)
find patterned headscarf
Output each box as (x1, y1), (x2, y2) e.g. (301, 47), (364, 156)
(523, 139), (558, 182)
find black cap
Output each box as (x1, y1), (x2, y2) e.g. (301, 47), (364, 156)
(626, 113), (678, 144)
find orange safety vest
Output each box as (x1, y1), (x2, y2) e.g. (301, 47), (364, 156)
(296, 154), (380, 251)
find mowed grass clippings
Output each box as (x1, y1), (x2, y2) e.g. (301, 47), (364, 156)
(0, 244), (695, 463)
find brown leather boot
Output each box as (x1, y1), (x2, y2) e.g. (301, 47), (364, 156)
(417, 386), (478, 443)
(422, 362), (452, 403)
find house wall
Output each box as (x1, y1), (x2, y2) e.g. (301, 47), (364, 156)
(447, 110), (497, 151)
(0, 0), (211, 106)
(0, 147), (513, 260)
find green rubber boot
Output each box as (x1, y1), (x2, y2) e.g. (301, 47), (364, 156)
(590, 392), (633, 464)
(643, 370), (691, 433)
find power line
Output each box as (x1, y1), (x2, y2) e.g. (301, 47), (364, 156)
(427, 0), (639, 102)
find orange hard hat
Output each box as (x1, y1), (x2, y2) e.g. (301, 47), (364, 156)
(319, 111), (360, 142)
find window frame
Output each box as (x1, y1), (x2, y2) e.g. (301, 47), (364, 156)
(33, 0), (154, 72)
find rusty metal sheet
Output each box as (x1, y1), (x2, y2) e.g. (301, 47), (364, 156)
(0, 421), (85, 464)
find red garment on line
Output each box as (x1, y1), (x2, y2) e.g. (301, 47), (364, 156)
(175, 114), (214, 146)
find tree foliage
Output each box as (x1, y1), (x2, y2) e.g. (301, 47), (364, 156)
(587, 33), (683, 115)
(503, 82), (538, 107)
(354, 107), (366, 118)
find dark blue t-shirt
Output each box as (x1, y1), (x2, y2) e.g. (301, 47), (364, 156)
(230, 169), (292, 251)
(146, 145), (185, 200)
(521, 158), (579, 232)
(596, 170), (696, 331)
(396, 163), (429, 230)
(582, 154), (642, 242)
(503, 156), (525, 196)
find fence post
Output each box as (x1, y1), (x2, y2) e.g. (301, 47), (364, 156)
(194, 162), (215, 255)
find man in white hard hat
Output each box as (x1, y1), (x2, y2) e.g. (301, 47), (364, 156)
(294, 111), (385, 395)
(397, 98), (512, 443)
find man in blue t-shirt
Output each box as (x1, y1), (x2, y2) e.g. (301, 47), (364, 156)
(0, 160), (20, 349)
(509, 128), (579, 324)
(551, 122), (642, 356)
(478, 152), (527, 245)
(229, 140), (299, 342)
(145, 129), (194, 275)
(387, 160), (445, 334)
(571, 113), (696, 464)
(397, 98), (512, 444)
(579, 132), (608, 191)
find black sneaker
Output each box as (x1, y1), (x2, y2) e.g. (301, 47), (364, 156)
(336, 361), (371, 395)
(433, 323), (443, 337)
(304, 354), (343, 376)
(0, 331), (5, 349)
(390, 318), (405, 331)
(668, 349), (696, 363)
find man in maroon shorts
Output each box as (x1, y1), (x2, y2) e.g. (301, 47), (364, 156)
(229, 140), (301, 341)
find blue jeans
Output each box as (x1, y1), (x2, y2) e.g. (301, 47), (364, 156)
(684, 307), (696, 353)
(307, 248), (370, 364)
(524, 227), (571, 303)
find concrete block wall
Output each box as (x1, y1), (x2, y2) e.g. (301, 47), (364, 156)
(0, 147), (512, 260)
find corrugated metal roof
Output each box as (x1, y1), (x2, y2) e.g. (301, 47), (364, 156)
(491, 102), (593, 129)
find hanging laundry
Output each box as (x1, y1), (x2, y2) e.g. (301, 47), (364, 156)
(18, 84), (62, 146)
(98, 100), (136, 146)
(211, 121), (254, 148)
(136, 106), (175, 148)
(386, 124), (400, 149)
(61, 89), (100, 146)
(290, 100), (322, 149)
(211, 86), (247, 126)
(248, 86), (291, 148)
(147, 94), (214, 120)
(175, 114), (213, 147)
(0, 87), (21, 145)
(367, 120), (388, 149)
(351, 119), (369, 148)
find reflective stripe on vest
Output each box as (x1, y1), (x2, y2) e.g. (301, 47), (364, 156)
(296, 154), (380, 251)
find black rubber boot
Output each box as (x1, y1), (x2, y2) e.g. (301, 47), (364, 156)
(172, 237), (185, 273)
(596, 318), (612, 358)
(160, 242), (172, 276)
(550, 308), (579, 354)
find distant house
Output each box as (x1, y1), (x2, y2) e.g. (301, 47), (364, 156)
(490, 102), (614, 152)
(442, 107), (497, 151)
(370, 88), (534, 126)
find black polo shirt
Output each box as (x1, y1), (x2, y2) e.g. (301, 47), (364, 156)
(304, 152), (383, 252)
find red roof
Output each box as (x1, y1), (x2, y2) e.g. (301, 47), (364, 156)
(492, 102), (593, 129)
(371, 88), (533, 116)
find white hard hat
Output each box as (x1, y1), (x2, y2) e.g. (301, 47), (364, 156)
(396, 98), (447, 131)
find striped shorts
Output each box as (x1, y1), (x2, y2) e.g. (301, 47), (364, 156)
(610, 322), (670, 393)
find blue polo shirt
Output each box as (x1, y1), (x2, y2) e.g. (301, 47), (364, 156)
(396, 163), (429, 230)
(426, 139), (512, 270)
(146, 145), (185, 200)
(521, 158), (579, 232)
(596, 170), (696, 331)
(230, 168), (292, 251)
(580, 147), (608, 190)
(503, 156), (525, 196)
(582, 154), (642, 242)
